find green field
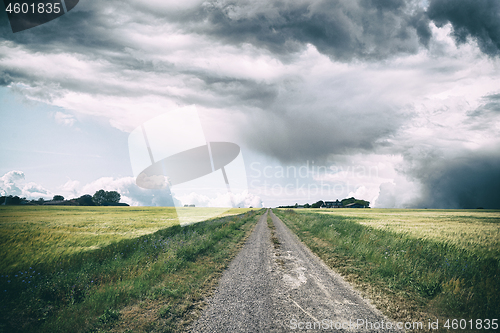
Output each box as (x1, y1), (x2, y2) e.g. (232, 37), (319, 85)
(0, 206), (252, 272)
(3, 207), (498, 332)
(315, 209), (500, 255)
(275, 208), (500, 332)
(0, 206), (261, 333)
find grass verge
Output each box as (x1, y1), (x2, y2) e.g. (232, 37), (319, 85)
(267, 212), (280, 249)
(274, 209), (499, 332)
(0, 209), (263, 333)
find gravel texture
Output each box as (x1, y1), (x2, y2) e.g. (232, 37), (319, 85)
(188, 210), (401, 332)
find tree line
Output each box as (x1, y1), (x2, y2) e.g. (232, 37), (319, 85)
(278, 197), (370, 209)
(0, 189), (128, 206)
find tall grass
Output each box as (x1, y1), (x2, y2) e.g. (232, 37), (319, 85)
(0, 209), (261, 333)
(275, 209), (499, 326)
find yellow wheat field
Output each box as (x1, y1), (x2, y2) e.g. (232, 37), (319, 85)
(306, 208), (500, 256)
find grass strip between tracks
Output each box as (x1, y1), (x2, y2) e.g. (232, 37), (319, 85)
(274, 209), (499, 332)
(0, 209), (263, 333)
(267, 213), (280, 249)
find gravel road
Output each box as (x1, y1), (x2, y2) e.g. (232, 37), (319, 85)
(188, 210), (401, 332)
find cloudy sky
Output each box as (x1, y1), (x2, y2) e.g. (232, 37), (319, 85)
(1, 0), (499, 208)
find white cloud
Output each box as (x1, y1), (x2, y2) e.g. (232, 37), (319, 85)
(22, 182), (52, 199)
(53, 112), (76, 126)
(0, 170), (25, 196)
(60, 180), (80, 197)
(348, 186), (378, 207)
(373, 175), (422, 208)
(176, 190), (263, 208)
(0, 171), (53, 199)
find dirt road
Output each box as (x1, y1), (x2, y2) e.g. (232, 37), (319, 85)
(188, 210), (400, 332)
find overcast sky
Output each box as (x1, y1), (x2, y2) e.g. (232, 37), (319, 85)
(1, 0), (499, 208)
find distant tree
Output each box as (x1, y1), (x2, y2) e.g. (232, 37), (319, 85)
(9, 196), (21, 205)
(304, 203), (310, 208)
(92, 190), (121, 206)
(92, 190), (107, 205)
(106, 191), (121, 204)
(53, 195), (65, 201)
(311, 200), (324, 208)
(37, 197), (45, 204)
(78, 194), (95, 206)
(341, 197), (355, 206)
(341, 197), (369, 208)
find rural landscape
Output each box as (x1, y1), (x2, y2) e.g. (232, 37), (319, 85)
(2, 0), (500, 331)
(1, 205), (498, 332)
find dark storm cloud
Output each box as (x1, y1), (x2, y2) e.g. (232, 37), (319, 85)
(404, 148), (500, 209)
(195, 75), (279, 109)
(478, 93), (500, 113)
(462, 93), (500, 134)
(2, 0), (498, 74)
(242, 100), (407, 163)
(0, 0), (280, 106)
(0, 3), (144, 93)
(0, 72), (13, 86)
(0, 0), (434, 62)
(195, 0), (430, 61)
(427, 0), (500, 56)
(467, 93), (500, 120)
(0, 67), (35, 86)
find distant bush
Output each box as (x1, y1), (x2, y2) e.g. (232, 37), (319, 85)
(92, 190), (121, 206)
(341, 197), (370, 207)
(0, 195), (23, 205)
(77, 194), (95, 206)
(310, 200), (324, 208)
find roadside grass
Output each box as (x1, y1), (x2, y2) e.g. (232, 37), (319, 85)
(0, 208), (262, 333)
(275, 209), (500, 332)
